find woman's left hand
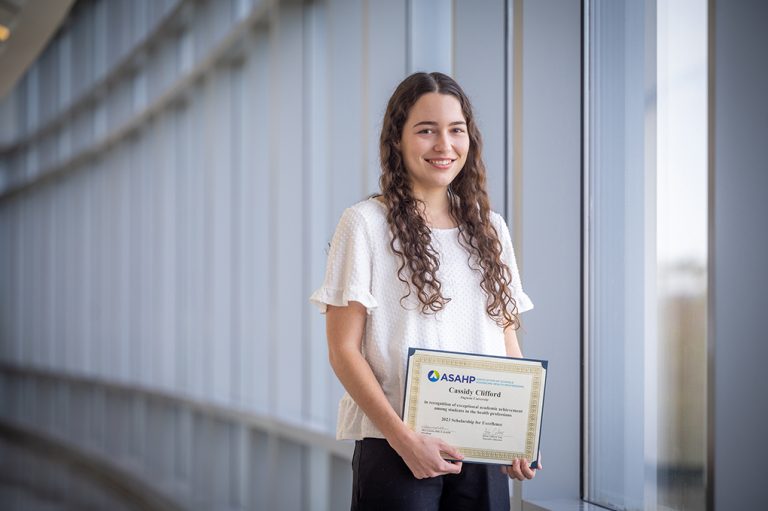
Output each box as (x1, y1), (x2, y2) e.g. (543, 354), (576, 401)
(501, 452), (542, 481)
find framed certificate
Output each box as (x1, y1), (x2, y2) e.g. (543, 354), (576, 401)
(402, 348), (547, 467)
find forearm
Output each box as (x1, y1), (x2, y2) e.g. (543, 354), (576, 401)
(326, 303), (464, 478)
(329, 339), (464, 478)
(505, 326), (524, 358)
(326, 303), (413, 448)
(329, 345), (414, 447)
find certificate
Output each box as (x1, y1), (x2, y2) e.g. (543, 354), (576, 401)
(402, 348), (547, 467)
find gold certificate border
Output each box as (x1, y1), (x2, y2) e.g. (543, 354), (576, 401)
(405, 352), (543, 462)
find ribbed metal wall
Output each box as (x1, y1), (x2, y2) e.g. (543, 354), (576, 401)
(0, 0), (514, 509)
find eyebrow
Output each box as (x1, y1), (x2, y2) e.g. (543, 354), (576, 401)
(412, 120), (467, 128)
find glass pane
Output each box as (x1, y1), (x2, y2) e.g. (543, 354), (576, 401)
(656, 0), (708, 508)
(586, 0), (707, 509)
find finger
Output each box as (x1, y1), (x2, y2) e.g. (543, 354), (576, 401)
(502, 460), (524, 480)
(443, 460), (462, 474)
(509, 458), (523, 480)
(439, 443), (464, 461)
(521, 459), (536, 479)
(514, 458), (528, 480)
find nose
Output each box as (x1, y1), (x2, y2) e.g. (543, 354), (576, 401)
(433, 131), (451, 153)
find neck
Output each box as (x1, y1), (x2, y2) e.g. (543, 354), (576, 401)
(411, 187), (454, 228)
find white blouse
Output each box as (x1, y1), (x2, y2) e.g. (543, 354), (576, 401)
(310, 198), (533, 440)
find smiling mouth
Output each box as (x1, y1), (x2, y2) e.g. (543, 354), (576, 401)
(427, 158), (456, 168)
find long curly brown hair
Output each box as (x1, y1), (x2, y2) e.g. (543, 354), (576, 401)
(379, 72), (519, 330)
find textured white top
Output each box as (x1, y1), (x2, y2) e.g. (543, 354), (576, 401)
(310, 198), (533, 440)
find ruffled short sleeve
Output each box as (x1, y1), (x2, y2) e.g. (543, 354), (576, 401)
(493, 212), (534, 313)
(309, 207), (379, 314)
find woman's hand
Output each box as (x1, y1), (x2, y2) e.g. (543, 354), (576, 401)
(501, 452), (542, 481)
(390, 431), (464, 479)
(327, 303), (461, 480)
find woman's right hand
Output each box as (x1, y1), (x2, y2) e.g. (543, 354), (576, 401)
(327, 303), (463, 480)
(390, 430), (464, 479)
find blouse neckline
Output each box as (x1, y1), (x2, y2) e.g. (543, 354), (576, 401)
(368, 197), (459, 233)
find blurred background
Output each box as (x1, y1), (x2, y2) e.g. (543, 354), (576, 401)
(0, 0), (765, 510)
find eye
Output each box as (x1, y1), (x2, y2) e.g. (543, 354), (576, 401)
(452, 127), (466, 134)
(417, 128), (435, 134)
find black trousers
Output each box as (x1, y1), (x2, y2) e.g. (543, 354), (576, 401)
(351, 438), (510, 511)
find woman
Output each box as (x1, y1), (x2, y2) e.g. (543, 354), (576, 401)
(310, 72), (539, 510)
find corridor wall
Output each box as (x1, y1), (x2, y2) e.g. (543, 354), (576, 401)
(0, 0), (519, 508)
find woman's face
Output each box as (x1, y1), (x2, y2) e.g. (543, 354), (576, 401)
(399, 92), (470, 198)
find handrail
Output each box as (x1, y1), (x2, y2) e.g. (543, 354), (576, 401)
(0, 362), (352, 461)
(0, 419), (184, 511)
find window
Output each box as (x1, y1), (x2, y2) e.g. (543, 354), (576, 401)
(585, 0), (708, 509)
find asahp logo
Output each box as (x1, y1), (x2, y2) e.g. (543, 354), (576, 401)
(426, 369), (476, 384)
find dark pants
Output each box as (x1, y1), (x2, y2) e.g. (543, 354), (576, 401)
(351, 438), (511, 511)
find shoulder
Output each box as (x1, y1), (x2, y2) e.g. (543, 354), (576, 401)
(348, 196), (387, 219)
(488, 209), (505, 225)
(488, 210), (510, 234)
(332, 197), (388, 243)
(486, 210), (514, 251)
(340, 197), (388, 230)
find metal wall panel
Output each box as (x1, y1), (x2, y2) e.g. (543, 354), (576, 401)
(208, 68), (235, 404)
(237, 28), (272, 415)
(454, 0), (508, 214)
(408, 0), (453, 75)
(518, 0), (582, 502)
(327, 0), (366, 213)
(365, 0), (408, 192)
(712, 0), (768, 507)
(271, 0), (306, 422)
(304, 0), (334, 429)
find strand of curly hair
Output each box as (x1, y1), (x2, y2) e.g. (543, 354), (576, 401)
(378, 73), (520, 330)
